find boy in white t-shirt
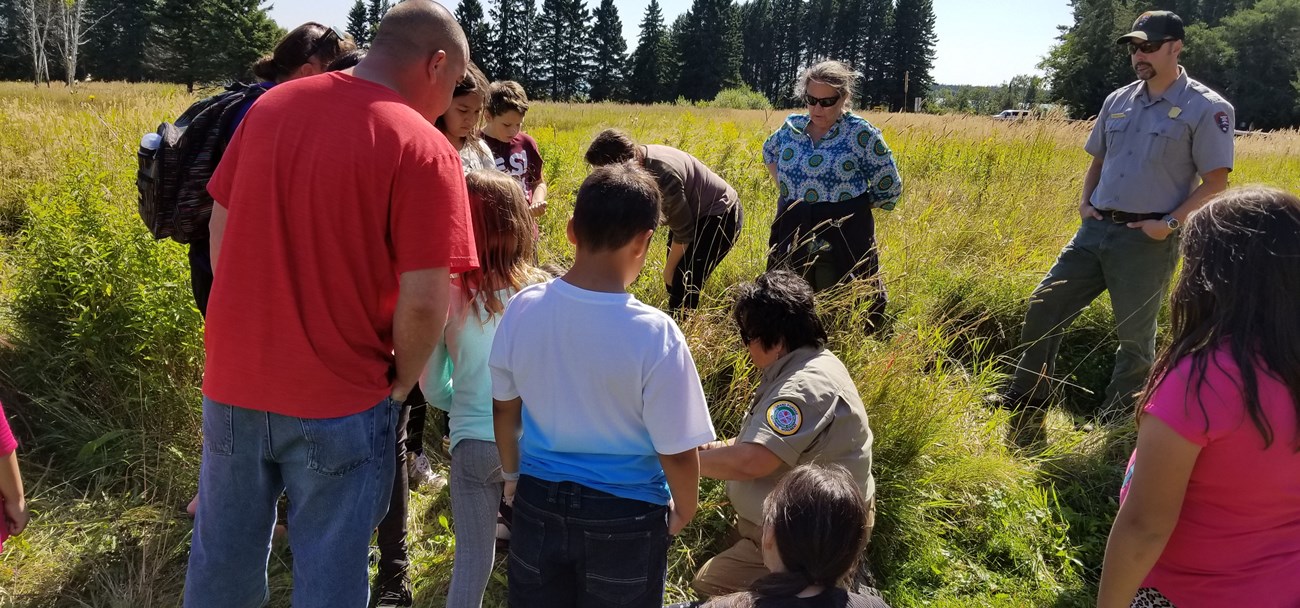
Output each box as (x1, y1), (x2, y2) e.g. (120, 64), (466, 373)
(490, 163), (716, 608)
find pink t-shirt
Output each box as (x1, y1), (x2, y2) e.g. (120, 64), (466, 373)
(0, 400), (16, 551)
(1120, 348), (1300, 607)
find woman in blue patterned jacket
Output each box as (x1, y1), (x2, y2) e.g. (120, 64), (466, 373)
(763, 60), (903, 331)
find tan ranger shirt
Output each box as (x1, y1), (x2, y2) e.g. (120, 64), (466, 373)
(727, 345), (875, 525)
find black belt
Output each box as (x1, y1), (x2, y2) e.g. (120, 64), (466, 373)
(1098, 209), (1164, 223)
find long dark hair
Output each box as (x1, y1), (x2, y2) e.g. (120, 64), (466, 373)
(745, 464), (870, 600)
(252, 22), (355, 82)
(461, 170), (538, 319)
(1136, 186), (1300, 451)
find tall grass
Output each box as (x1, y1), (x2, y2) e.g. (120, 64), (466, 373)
(1, 82), (1299, 607)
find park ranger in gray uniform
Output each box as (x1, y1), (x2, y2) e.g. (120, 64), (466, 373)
(692, 270), (876, 597)
(995, 10), (1234, 441)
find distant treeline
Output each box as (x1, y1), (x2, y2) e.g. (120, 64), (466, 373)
(0, 0), (940, 110)
(1044, 0), (1300, 129)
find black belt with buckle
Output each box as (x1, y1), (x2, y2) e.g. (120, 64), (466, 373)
(1099, 209), (1164, 223)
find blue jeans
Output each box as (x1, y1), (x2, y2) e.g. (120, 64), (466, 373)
(508, 475), (670, 608)
(183, 396), (398, 608)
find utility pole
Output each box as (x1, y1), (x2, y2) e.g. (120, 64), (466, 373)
(903, 70), (909, 112)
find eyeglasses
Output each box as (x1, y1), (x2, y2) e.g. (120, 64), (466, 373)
(804, 93), (842, 108)
(1128, 39), (1168, 55)
(305, 25), (347, 62)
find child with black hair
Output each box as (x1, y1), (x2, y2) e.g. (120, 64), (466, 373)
(674, 464), (890, 608)
(489, 163), (715, 608)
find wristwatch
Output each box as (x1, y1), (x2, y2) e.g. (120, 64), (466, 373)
(1162, 214), (1180, 232)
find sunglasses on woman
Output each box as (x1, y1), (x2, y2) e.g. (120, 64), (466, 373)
(1128, 39), (1169, 55)
(804, 93), (842, 108)
(305, 25), (347, 61)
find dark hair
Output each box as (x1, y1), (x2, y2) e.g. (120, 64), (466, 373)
(486, 80), (530, 117)
(571, 163), (661, 253)
(462, 170), (538, 318)
(1137, 186), (1300, 451)
(253, 22), (356, 82)
(585, 129), (638, 166)
(326, 49), (366, 72)
(746, 464), (870, 600)
(434, 62), (490, 134)
(733, 270), (828, 352)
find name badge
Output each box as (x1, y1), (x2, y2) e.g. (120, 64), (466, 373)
(1110, 113), (1127, 119)
(1168, 107), (1182, 119)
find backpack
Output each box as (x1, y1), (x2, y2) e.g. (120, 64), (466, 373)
(136, 82), (268, 244)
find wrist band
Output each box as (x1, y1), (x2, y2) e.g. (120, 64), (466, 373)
(501, 470), (521, 482)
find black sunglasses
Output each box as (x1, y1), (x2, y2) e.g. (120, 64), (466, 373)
(804, 93), (842, 108)
(305, 25), (346, 62)
(1128, 39), (1169, 55)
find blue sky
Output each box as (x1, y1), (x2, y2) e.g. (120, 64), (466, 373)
(268, 0), (1073, 86)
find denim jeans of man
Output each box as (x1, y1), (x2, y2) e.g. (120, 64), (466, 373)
(183, 396), (398, 608)
(1009, 217), (1179, 414)
(508, 475), (670, 608)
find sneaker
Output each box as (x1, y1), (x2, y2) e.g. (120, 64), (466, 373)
(408, 452), (441, 491)
(370, 575), (412, 608)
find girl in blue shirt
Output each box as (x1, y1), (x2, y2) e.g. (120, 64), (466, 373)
(424, 170), (549, 607)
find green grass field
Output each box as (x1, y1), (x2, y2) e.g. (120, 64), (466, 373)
(1, 82), (1298, 607)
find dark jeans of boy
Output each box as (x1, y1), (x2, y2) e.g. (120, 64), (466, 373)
(667, 204), (742, 311)
(184, 396), (397, 608)
(1008, 217), (1179, 415)
(508, 476), (671, 608)
(374, 390), (422, 592)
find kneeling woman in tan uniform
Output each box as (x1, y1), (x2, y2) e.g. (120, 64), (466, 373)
(693, 270), (877, 597)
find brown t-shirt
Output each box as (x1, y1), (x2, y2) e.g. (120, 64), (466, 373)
(642, 144), (738, 244)
(727, 346), (875, 525)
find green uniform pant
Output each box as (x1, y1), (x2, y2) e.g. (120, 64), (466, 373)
(1010, 217), (1179, 413)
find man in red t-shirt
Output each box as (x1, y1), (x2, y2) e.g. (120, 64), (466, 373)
(182, 3), (477, 607)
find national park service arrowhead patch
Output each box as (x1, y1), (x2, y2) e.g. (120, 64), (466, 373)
(766, 401), (802, 436)
(1216, 112), (1231, 134)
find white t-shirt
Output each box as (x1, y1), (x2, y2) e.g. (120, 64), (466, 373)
(489, 278), (715, 504)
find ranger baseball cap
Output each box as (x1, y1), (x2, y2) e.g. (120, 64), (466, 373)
(1117, 11), (1185, 44)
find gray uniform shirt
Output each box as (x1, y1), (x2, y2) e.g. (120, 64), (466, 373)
(1085, 68), (1235, 214)
(642, 144), (739, 244)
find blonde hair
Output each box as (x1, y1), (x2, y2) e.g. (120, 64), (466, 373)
(461, 170), (538, 318)
(794, 60), (861, 104)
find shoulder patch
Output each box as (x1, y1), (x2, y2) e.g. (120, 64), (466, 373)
(1215, 111), (1231, 133)
(766, 400), (803, 436)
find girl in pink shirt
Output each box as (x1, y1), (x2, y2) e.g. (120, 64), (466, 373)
(1098, 186), (1300, 608)
(1, 399), (28, 552)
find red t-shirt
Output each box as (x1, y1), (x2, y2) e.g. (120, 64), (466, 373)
(205, 72), (477, 419)
(484, 132), (544, 198)
(1120, 348), (1300, 607)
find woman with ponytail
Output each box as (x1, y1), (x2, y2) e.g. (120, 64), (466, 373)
(678, 464), (890, 608)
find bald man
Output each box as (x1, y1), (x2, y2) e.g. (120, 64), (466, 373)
(184, 3), (477, 607)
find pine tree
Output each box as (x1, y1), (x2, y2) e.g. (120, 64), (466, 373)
(517, 0), (543, 92)
(455, 0), (492, 67)
(829, 0), (864, 67)
(84, 0), (155, 81)
(210, 0), (282, 82)
(676, 0), (742, 100)
(1041, 0), (1130, 118)
(801, 0), (835, 64)
(367, 0), (390, 40)
(627, 0), (670, 103)
(347, 0), (369, 47)
(768, 0), (804, 104)
(490, 0), (529, 82)
(157, 0), (215, 91)
(537, 0), (590, 99)
(587, 0), (626, 101)
(665, 12), (689, 98)
(738, 0), (775, 100)
(856, 0), (892, 107)
(888, 0), (936, 111)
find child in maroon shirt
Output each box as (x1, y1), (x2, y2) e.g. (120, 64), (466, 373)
(481, 81), (548, 220)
